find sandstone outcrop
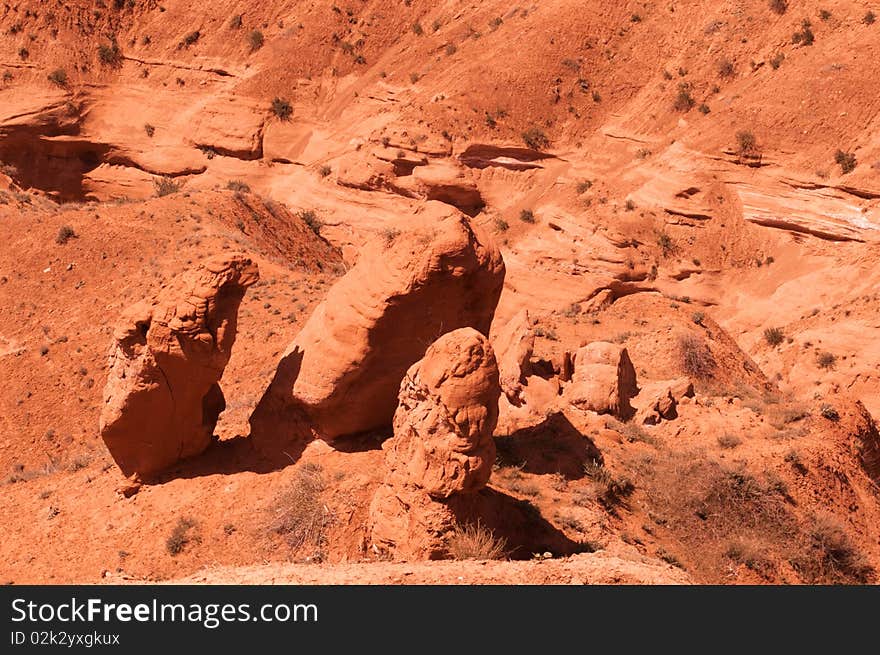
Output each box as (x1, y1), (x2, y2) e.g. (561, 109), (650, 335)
(564, 342), (638, 419)
(100, 255), (259, 478)
(636, 378), (695, 425)
(249, 208), (505, 453)
(494, 309), (534, 406)
(369, 328), (501, 559)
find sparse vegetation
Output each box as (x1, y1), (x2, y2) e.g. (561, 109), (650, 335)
(154, 177), (180, 197)
(98, 42), (123, 67)
(56, 225), (77, 245)
(673, 82), (695, 112)
(446, 520), (507, 560)
(770, 52), (785, 70)
(717, 57), (735, 78)
(835, 149), (857, 174)
(678, 333), (716, 379)
(863, 11), (876, 25)
(299, 209), (323, 235)
(718, 433), (742, 449)
(166, 517), (198, 555)
(48, 68), (68, 86)
(820, 404), (840, 421)
(226, 180), (250, 193)
(816, 351), (836, 369)
(494, 218), (509, 232)
(268, 464), (331, 551)
(769, 0), (788, 15)
(271, 97), (293, 120)
(519, 209), (536, 224)
(319, 165), (332, 178)
(179, 31), (200, 49)
(248, 30), (264, 52)
(657, 230), (674, 256)
(576, 180), (593, 194)
(764, 327), (785, 346)
(803, 514), (873, 583)
(792, 19), (815, 46)
(736, 130), (758, 156)
(584, 459), (635, 508)
(522, 127), (549, 150)
(144, 123), (155, 138)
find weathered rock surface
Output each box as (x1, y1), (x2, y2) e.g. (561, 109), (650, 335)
(100, 255), (259, 478)
(494, 309), (534, 406)
(249, 208), (505, 453)
(369, 328), (501, 558)
(564, 342), (638, 419)
(636, 378), (695, 425)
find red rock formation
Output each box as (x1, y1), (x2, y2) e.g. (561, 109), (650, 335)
(564, 342), (639, 419)
(369, 328), (501, 559)
(99, 255), (258, 479)
(249, 208), (504, 453)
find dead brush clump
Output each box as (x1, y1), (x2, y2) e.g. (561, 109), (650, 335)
(166, 517), (199, 556)
(677, 333), (717, 380)
(793, 514), (873, 584)
(446, 520), (508, 560)
(639, 453), (799, 582)
(267, 463), (332, 552)
(584, 459), (634, 509)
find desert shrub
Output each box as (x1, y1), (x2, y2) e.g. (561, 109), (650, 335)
(819, 10), (832, 21)
(268, 464), (331, 550)
(522, 127), (549, 150)
(271, 97), (292, 120)
(698, 103), (710, 114)
(48, 68), (68, 86)
(319, 165), (332, 178)
(154, 177), (180, 197)
(820, 404), (840, 421)
(494, 218), (509, 232)
(673, 82), (694, 111)
(692, 311), (705, 326)
(717, 433), (742, 449)
(248, 29), (264, 52)
(656, 230), (674, 256)
(98, 42), (123, 66)
(816, 351), (836, 369)
(144, 123), (155, 138)
(584, 459), (635, 508)
(56, 225), (77, 245)
(764, 327), (784, 346)
(863, 11), (876, 25)
(717, 57), (735, 78)
(576, 180), (593, 194)
(769, 0), (788, 14)
(736, 130), (757, 155)
(802, 515), (873, 583)
(411, 22), (424, 36)
(835, 149), (857, 174)
(724, 539), (773, 575)
(229, 14), (243, 29)
(625, 199), (636, 211)
(179, 31), (200, 49)
(446, 521), (507, 560)
(166, 517), (198, 555)
(792, 19), (815, 45)
(770, 52), (785, 69)
(678, 333), (716, 379)
(519, 209), (536, 223)
(226, 180), (250, 193)
(298, 209), (323, 235)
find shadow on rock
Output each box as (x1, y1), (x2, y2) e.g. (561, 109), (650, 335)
(494, 412), (602, 480)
